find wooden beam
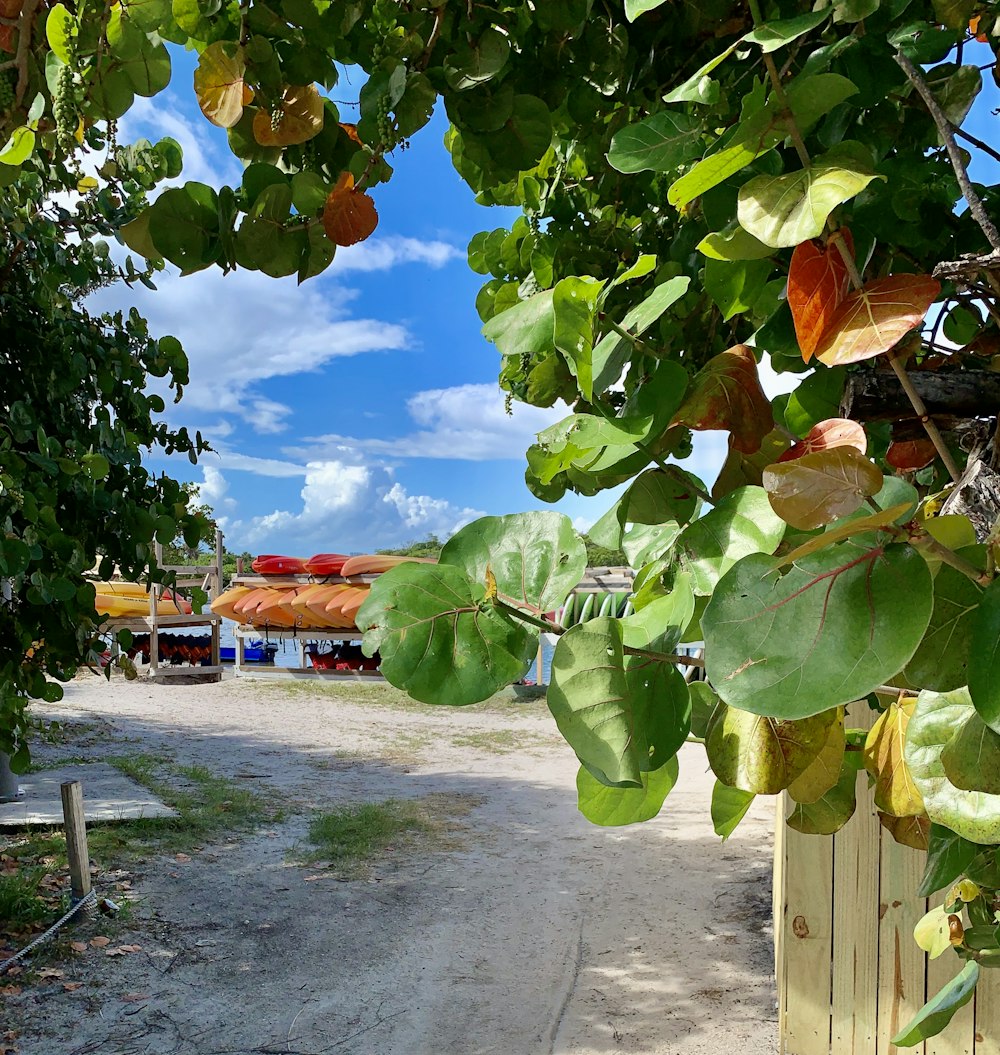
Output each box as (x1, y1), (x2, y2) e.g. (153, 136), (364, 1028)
(842, 368), (1000, 423)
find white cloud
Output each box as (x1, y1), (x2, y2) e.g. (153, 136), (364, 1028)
(329, 237), (462, 273)
(205, 450), (309, 479)
(92, 267), (410, 434)
(285, 382), (565, 462)
(227, 459), (482, 553)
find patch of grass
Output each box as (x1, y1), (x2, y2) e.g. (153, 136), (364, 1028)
(293, 792), (480, 878)
(449, 730), (552, 755)
(0, 868), (53, 930)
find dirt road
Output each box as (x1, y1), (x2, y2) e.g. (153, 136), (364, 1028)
(5, 673), (777, 1055)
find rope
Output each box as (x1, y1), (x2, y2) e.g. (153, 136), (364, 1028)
(0, 888), (97, 974)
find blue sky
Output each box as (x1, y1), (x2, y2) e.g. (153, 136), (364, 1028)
(90, 42), (999, 557)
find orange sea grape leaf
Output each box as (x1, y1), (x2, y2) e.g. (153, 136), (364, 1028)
(339, 122), (362, 144)
(787, 229), (853, 362)
(778, 417), (867, 462)
(814, 274), (941, 367)
(323, 172), (379, 247)
(670, 345), (773, 454)
(193, 42), (248, 129)
(253, 84), (324, 146)
(763, 446), (883, 530)
(887, 439), (938, 472)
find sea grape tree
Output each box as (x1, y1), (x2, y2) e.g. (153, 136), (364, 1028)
(5, 0), (1000, 1040)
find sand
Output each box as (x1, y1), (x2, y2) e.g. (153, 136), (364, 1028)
(3, 671), (778, 1055)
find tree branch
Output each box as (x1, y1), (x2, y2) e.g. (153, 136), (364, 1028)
(894, 49), (1000, 253)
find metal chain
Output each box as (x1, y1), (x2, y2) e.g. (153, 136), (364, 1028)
(0, 889), (97, 974)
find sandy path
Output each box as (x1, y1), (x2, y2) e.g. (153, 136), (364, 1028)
(5, 673), (777, 1055)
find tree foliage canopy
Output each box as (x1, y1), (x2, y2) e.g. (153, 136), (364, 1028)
(5, 0), (1000, 1040)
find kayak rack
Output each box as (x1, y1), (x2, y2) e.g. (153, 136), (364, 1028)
(231, 625), (385, 682)
(101, 531), (225, 683)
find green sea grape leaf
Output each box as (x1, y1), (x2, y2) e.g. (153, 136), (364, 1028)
(968, 578), (1000, 734)
(440, 511), (586, 616)
(891, 961), (979, 1047)
(711, 782), (756, 839)
(619, 577), (695, 655)
(689, 682), (718, 740)
(905, 563), (983, 693)
(676, 485), (786, 595)
(547, 617), (691, 785)
(788, 713), (846, 803)
(737, 143), (880, 248)
(620, 468), (700, 527)
(662, 40), (741, 104)
(483, 289), (555, 359)
(786, 760), (858, 834)
(698, 225), (774, 261)
(905, 688), (1000, 844)
(744, 9), (830, 51)
(932, 0), (975, 30)
(704, 542), (933, 718)
(606, 111), (702, 174)
(941, 707), (1000, 794)
(706, 702), (836, 794)
(146, 183), (220, 274)
(356, 562), (535, 707)
(552, 276), (603, 399)
(624, 0), (670, 20)
(576, 756), (678, 825)
(763, 446), (884, 530)
(919, 823), (981, 896)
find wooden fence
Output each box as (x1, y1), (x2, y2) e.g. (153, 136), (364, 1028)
(774, 773), (1000, 1054)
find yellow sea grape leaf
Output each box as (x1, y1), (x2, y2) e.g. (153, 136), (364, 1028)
(878, 812), (930, 850)
(914, 904), (953, 959)
(864, 698), (926, 818)
(253, 85), (324, 146)
(194, 42), (248, 129)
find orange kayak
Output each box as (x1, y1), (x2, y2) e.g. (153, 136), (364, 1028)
(339, 586), (370, 626)
(250, 589), (298, 627)
(339, 554), (435, 577)
(211, 587), (256, 621)
(290, 585), (339, 628)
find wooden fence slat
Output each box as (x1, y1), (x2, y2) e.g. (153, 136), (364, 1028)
(830, 771), (880, 1055)
(775, 798), (788, 1055)
(875, 832), (927, 1054)
(926, 892), (976, 1055)
(974, 961), (1000, 1055)
(782, 811), (834, 1055)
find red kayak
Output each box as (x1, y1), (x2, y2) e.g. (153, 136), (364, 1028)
(251, 554), (308, 575)
(304, 553), (349, 576)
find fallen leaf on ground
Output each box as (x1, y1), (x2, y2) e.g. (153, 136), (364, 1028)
(0, 985), (22, 996)
(89, 936), (111, 948)
(121, 993), (150, 1002)
(303, 874), (333, 881)
(69, 941), (87, 953)
(62, 982), (83, 992)
(36, 968), (63, 979)
(174, 853), (191, 863)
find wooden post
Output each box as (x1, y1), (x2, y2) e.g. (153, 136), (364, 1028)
(60, 781), (91, 903)
(535, 642), (543, 686)
(150, 540), (162, 678)
(211, 528), (223, 668)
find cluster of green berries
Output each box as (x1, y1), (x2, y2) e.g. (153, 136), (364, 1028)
(54, 62), (78, 156)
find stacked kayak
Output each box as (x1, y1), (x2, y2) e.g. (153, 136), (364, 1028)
(211, 552), (435, 631)
(93, 581), (193, 618)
